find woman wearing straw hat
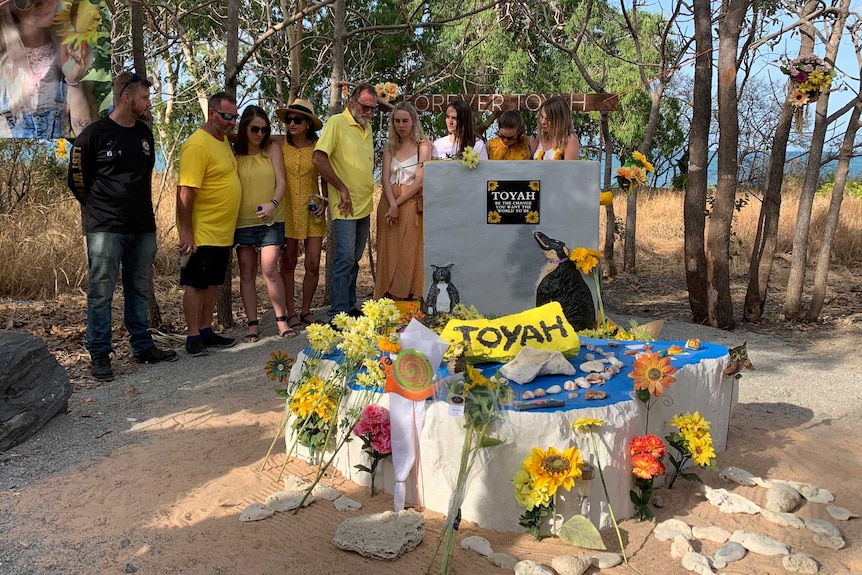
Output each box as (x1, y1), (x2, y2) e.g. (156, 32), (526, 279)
(276, 98), (327, 328)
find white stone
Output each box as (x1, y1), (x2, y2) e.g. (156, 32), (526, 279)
(804, 518), (841, 538)
(545, 384), (562, 394)
(488, 552), (519, 570)
(550, 555), (591, 575)
(681, 552), (714, 575)
(514, 559), (554, 575)
(812, 533), (845, 550)
(500, 347), (575, 384)
(654, 518), (692, 541)
(782, 553), (819, 574)
(332, 510), (424, 559)
(785, 481), (834, 504)
(826, 505), (858, 521)
(691, 526), (731, 543)
(579, 360), (605, 373)
(590, 552), (622, 569)
(311, 483), (341, 501)
(702, 486), (762, 514)
(333, 495), (362, 511)
(711, 541), (746, 569)
(760, 509), (805, 529)
(461, 535), (493, 557)
(766, 483), (803, 513)
(671, 535), (695, 559)
(283, 474), (311, 491)
(718, 466), (758, 487)
(238, 503), (275, 522)
(730, 530), (790, 556)
(265, 490), (314, 512)
(575, 378), (592, 389)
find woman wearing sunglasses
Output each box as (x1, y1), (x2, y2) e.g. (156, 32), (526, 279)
(275, 98), (326, 329)
(487, 110), (530, 160)
(233, 105), (293, 342)
(0, 0), (94, 138)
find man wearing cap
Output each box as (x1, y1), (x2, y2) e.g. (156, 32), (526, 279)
(312, 83), (377, 321)
(68, 70), (177, 381)
(177, 92), (242, 356)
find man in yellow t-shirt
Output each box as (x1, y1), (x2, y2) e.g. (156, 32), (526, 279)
(313, 83), (376, 322)
(487, 110), (531, 160)
(177, 91), (242, 356)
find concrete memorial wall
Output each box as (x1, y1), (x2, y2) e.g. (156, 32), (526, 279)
(422, 160), (601, 318)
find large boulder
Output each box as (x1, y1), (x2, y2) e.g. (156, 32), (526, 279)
(0, 331), (72, 451)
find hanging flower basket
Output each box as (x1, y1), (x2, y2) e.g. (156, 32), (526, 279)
(780, 54), (835, 133)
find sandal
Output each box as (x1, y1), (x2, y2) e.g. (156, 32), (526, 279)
(287, 314), (304, 330)
(276, 315), (298, 339)
(300, 312), (318, 326)
(243, 320), (260, 343)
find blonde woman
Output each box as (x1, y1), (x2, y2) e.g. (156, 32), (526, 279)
(374, 102), (431, 301)
(531, 96), (580, 160)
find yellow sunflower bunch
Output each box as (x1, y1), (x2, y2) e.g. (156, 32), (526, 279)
(523, 446), (583, 499)
(289, 376), (338, 422)
(669, 411), (716, 468)
(569, 246), (603, 274)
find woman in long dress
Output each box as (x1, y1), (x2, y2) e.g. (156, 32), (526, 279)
(233, 106), (292, 341)
(374, 102), (431, 301)
(530, 95), (580, 161)
(277, 99), (327, 328)
(430, 99), (488, 160)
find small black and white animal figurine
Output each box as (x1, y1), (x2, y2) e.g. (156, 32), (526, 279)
(534, 231), (596, 330)
(424, 263), (460, 316)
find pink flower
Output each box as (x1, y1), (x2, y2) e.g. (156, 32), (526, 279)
(793, 71), (808, 83)
(371, 433), (392, 455)
(354, 404), (389, 437)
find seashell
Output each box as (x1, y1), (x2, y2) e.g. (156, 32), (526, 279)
(585, 353), (596, 361)
(624, 349), (639, 356)
(685, 338), (702, 350)
(585, 389), (608, 400)
(585, 373), (603, 383)
(545, 385), (562, 395)
(575, 378), (592, 389)
(606, 340), (620, 347)
(533, 388), (547, 397)
(568, 392), (579, 399)
(580, 360), (605, 373)
(599, 371), (612, 381)
(603, 352), (615, 359)
(564, 380), (577, 391)
(667, 344), (685, 355)
(521, 390), (535, 400)
(586, 344), (596, 352)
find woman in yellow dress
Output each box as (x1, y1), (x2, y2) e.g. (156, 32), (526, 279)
(374, 102), (431, 301)
(276, 99), (326, 328)
(233, 106), (292, 341)
(530, 96), (580, 161)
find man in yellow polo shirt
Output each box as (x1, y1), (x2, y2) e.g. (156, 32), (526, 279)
(177, 91), (242, 356)
(313, 83), (377, 322)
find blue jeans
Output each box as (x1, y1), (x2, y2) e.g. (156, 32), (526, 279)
(86, 232), (157, 357)
(329, 216), (370, 319)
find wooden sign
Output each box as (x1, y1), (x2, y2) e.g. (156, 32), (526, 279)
(403, 93), (618, 113)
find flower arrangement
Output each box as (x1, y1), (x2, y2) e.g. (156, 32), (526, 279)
(512, 445), (582, 540)
(352, 404), (392, 496)
(615, 151), (654, 195)
(629, 348), (677, 431)
(780, 54), (835, 132)
(665, 411), (717, 488)
(629, 434), (666, 521)
(460, 145), (480, 169)
(374, 81), (400, 103)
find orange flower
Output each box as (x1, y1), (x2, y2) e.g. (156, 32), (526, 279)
(791, 89), (809, 106)
(378, 337), (401, 354)
(385, 82), (399, 97)
(631, 453), (666, 479)
(630, 434), (666, 459)
(629, 350), (676, 396)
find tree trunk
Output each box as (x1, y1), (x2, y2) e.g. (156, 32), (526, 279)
(600, 111), (616, 277)
(683, 0), (712, 324)
(784, 0), (849, 319)
(623, 191), (637, 272)
(287, 0), (304, 102)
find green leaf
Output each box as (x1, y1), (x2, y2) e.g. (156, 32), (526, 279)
(630, 490), (641, 505)
(558, 515), (607, 550)
(681, 472), (703, 483)
(275, 389), (290, 398)
(354, 464), (372, 473)
(480, 436), (504, 448)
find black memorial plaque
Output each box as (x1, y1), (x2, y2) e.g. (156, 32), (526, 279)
(486, 180), (540, 225)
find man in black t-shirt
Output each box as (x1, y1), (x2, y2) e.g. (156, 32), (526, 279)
(68, 71), (177, 381)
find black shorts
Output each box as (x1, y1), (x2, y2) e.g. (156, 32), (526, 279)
(180, 246), (231, 289)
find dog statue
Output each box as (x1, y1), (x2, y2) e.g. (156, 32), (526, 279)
(533, 231), (596, 331)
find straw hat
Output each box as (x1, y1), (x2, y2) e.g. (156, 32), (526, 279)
(275, 98), (323, 131)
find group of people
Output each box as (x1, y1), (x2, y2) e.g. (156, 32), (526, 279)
(68, 71), (582, 380)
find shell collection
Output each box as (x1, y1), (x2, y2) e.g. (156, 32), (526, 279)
(520, 343), (622, 401)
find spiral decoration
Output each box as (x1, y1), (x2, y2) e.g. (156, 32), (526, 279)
(383, 349), (437, 400)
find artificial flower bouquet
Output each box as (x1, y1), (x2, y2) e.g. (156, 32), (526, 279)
(780, 54), (835, 107)
(374, 81), (400, 103)
(615, 151), (654, 195)
(665, 411), (717, 488)
(352, 404), (392, 496)
(629, 434), (666, 521)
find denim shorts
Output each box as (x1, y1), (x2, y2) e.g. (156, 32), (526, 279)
(234, 222), (285, 249)
(180, 245), (231, 289)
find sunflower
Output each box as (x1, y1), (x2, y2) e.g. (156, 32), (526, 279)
(487, 180), (499, 191)
(670, 411), (710, 435)
(265, 351), (294, 382)
(54, 0), (107, 50)
(572, 417), (604, 433)
(791, 89), (809, 106)
(487, 211), (502, 224)
(632, 150), (655, 173)
(631, 453), (666, 480)
(525, 211), (539, 224)
(55, 139), (70, 159)
(385, 82), (399, 97)
(687, 435), (716, 467)
(529, 180), (540, 191)
(629, 434), (666, 459)
(374, 83), (389, 102)
(523, 446), (583, 496)
(629, 350), (676, 396)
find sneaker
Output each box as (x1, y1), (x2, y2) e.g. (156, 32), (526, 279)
(133, 346), (179, 364)
(186, 339), (209, 357)
(346, 307), (363, 318)
(202, 332), (237, 349)
(91, 355), (114, 381)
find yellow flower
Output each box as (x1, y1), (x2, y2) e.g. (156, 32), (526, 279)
(289, 377), (337, 422)
(55, 139), (69, 159)
(569, 246), (603, 275)
(525, 211), (539, 224)
(461, 146), (479, 169)
(671, 411), (710, 435)
(385, 82), (400, 97)
(687, 434), (716, 467)
(512, 464), (551, 510)
(523, 446), (583, 496)
(572, 417), (604, 433)
(632, 150), (655, 173)
(375, 83), (389, 102)
(378, 337), (401, 354)
(306, 323), (340, 354)
(487, 211), (501, 224)
(54, 0), (106, 50)
(355, 360), (386, 389)
(529, 180), (540, 191)
(487, 180), (499, 191)
(361, 298), (401, 330)
(630, 349), (677, 397)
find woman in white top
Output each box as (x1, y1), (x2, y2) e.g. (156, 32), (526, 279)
(431, 99), (488, 160)
(530, 95), (580, 160)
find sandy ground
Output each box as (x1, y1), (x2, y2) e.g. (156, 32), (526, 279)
(2, 312), (862, 574)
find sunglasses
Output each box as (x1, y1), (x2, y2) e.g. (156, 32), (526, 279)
(118, 73), (141, 97)
(210, 108), (240, 121)
(498, 132), (523, 142)
(249, 125), (270, 134)
(12, 0), (39, 10)
(284, 116), (306, 125)
(355, 101), (377, 113)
